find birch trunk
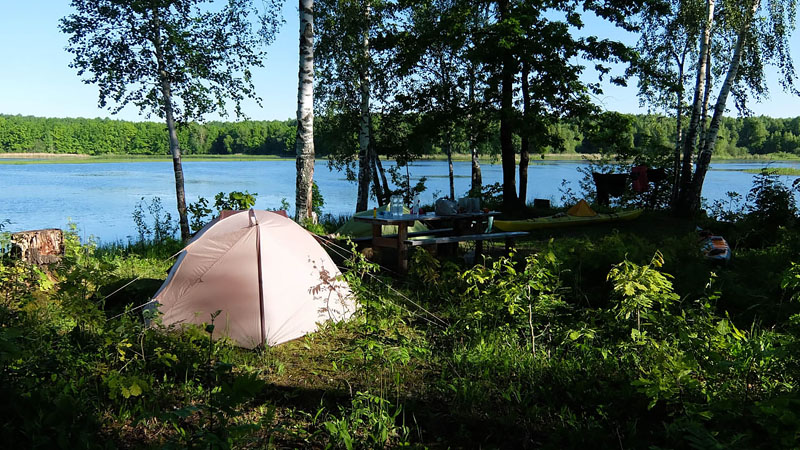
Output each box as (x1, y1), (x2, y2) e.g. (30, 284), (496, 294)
(677, 0), (715, 212)
(152, 8), (189, 241)
(295, 0), (315, 223)
(698, 43), (713, 155)
(687, 0), (759, 211)
(519, 60), (530, 207)
(355, 0), (372, 212)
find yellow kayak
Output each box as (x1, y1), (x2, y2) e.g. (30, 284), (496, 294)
(494, 209), (643, 232)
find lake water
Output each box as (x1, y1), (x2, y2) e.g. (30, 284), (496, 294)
(1, 159), (798, 243)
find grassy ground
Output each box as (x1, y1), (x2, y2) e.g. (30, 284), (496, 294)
(743, 167), (800, 176)
(2, 208), (800, 448)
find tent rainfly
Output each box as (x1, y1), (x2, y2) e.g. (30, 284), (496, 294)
(152, 210), (355, 348)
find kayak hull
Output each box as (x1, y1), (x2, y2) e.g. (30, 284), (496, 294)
(701, 236), (731, 263)
(494, 210), (643, 232)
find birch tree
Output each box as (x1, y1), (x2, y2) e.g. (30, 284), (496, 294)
(296, 0), (316, 223)
(316, 0), (388, 212)
(391, 0), (477, 201)
(674, 0), (799, 213)
(61, 0), (279, 240)
(635, 0), (704, 205)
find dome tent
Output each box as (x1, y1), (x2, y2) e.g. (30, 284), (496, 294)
(566, 199), (597, 217)
(153, 210), (354, 348)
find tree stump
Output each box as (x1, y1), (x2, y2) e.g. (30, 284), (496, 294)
(10, 229), (64, 265)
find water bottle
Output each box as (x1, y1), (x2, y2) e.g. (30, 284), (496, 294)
(390, 195), (403, 216)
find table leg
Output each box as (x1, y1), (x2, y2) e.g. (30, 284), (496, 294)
(371, 223), (381, 261)
(397, 223), (408, 272)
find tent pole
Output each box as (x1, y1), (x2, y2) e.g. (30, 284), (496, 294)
(255, 219), (267, 346)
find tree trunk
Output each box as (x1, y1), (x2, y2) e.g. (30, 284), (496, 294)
(445, 137), (455, 200)
(375, 152), (390, 205)
(355, 0), (372, 212)
(498, 0), (518, 212)
(152, 8), (189, 240)
(676, 0), (715, 213)
(698, 42), (713, 156)
(468, 63), (482, 196)
(369, 145), (384, 203)
(295, 0), (315, 223)
(471, 144), (482, 196)
(519, 60), (530, 207)
(10, 229), (64, 265)
(687, 0), (758, 211)
(669, 55), (685, 207)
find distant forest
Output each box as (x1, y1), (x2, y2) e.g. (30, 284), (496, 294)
(1, 113), (800, 158)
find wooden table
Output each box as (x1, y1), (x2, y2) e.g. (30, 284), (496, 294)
(354, 211), (498, 271)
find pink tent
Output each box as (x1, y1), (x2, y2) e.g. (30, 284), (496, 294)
(153, 210), (354, 348)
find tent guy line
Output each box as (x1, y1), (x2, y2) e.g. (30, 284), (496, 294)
(316, 235), (449, 328)
(104, 212), (447, 331)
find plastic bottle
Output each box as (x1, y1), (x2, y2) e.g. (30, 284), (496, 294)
(412, 195), (420, 215)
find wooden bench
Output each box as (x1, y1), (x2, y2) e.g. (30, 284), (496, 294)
(345, 227), (454, 244)
(404, 231), (529, 260)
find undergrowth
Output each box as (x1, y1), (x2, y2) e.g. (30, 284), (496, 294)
(1, 181), (800, 448)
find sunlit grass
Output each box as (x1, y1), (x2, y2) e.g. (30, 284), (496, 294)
(742, 167), (800, 176)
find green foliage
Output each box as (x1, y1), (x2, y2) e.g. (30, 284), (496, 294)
(322, 391), (409, 450)
(386, 164), (427, 204)
(455, 250), (568, 357)
(744, 169), (798, 231)
(60, 0), (279, 124)
(782, 262), (800, 302)
(2, 206), (800, 448)
(477, 182), (504, 210)
(708, 191), (747, 222)
(607, 251), (679, 332)
(213, 191), (258, 212)
(3, 113), (800, 158)
(0, 259), (52, 310)
(132, 197), (178, 243)
(312, 181), (325, 217)
(188, 191), (258, 233)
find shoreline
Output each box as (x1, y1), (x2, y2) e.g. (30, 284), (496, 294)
(0, 153), (294, 164)
(0, 152), (798, 165)
(0, 152), (91, 159)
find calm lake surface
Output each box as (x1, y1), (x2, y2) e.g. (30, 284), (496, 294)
(1, 159), (798, 243)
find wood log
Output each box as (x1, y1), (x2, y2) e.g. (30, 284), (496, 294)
(10, 229), (64, 265)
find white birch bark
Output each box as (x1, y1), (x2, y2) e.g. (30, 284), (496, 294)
(677, 0), (715, 210)
(153, 8), (189, 240)
(688, 0), (761, 211)
(295, 0), (315, 223)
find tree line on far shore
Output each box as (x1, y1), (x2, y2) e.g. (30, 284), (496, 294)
(2, 113), (800, 159)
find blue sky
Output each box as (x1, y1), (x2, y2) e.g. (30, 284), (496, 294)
(1, 2), (798, 122)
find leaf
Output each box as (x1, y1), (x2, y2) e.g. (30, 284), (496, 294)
(128, 382), (142, 397)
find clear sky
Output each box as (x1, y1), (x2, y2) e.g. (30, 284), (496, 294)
(1, 2), (798, 122)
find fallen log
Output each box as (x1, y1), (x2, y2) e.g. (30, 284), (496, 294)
(10, 229), (64, 265)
